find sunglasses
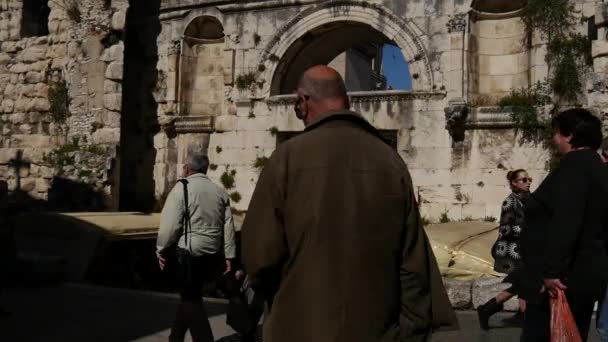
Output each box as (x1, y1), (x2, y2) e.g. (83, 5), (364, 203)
(516, 177), (533, 183)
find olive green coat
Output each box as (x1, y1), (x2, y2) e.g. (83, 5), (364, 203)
(242, 110), (458, 342)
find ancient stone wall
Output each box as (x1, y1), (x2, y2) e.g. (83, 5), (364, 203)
(0, 0), (128, 210)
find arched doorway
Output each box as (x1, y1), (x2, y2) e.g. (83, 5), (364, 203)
(269, 21), (412, 94)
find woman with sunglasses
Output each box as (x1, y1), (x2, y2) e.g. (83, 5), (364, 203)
(477, 169), (531, 329)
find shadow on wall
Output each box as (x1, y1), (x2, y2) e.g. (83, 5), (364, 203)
(119, 0), (162, 212)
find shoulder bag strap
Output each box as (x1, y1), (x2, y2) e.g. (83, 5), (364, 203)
(178, 179), (192, 253)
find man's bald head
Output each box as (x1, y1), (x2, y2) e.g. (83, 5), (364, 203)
(297, 65), (348, 101)
(295, 65), (350, 125)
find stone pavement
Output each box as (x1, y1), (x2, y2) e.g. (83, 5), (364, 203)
(0, 284), (601, 342)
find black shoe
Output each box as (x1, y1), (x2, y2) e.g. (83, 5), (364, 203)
(477, 298), (504, 330)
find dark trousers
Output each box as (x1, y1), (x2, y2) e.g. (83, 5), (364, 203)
(521, 291), (597, 342)
(168, 253), (222, 342)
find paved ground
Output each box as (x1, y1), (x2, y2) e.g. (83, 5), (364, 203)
(0, 284), (601, 342)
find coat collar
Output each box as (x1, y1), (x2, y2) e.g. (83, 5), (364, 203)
(304, 109), (390, 146)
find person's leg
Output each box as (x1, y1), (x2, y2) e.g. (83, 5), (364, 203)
(520, 297), (550, 342)
(183, 298), (214, 342)
(169, 296), (189, 342)
(477, 290), (515, 330)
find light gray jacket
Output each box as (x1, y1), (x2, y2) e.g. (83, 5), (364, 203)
(156, 173), (236, 259)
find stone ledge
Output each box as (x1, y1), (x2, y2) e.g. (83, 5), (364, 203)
(443, 276), (519, 311)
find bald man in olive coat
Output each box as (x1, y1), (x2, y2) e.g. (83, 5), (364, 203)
(242, 66), (458, 342)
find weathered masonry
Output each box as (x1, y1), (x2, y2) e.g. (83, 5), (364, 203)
(1, 0), (608, 222)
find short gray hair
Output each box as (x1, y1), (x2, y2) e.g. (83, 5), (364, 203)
(186, 152), (209, 173)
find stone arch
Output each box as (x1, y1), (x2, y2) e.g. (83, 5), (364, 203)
(256, 1), (433, 96)
(180, 7), (224, 38)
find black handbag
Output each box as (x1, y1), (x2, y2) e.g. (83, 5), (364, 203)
(174, 179), (193, 287)
(226, 275), (265, 335)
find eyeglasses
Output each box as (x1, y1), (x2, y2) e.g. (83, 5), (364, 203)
(516, 177), (533, 183)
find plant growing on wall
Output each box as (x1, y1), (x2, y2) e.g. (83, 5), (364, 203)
(499, 81), (552, 145)
(65, 0), (81, 23)
(268, 126), (279, 136)
(230, 192), (242, 203)
(253, 156), (269, 169)
(235, 72), (258, 91)
(512, 0), (592, 106)
(48, 78), (70, 124)
(220, 169), (236, 189)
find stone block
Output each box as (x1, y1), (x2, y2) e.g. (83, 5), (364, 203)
(419, 202), (447, 223)
(472, 185), (509, 206)
(103, 93), (122, 111)
(19, 123), (33, 134)
(10, 112), (27, 124)
(100, 111), (121, 128)
(462, 203), (487, 220)
(472, 277), (519, 311)
(40, 165), (54, 179)
(3, 83), (14, 97)
(214, 115), (237, 131)
(1, 99), (13, 113)
(91, 128), (120, 144)
(24, 71), (44, 84)
(33, 83), (48, 97)
(17, 45), (46, 63)
(103, 79), (121, 94)
(20, 177), (36, 192)
(35, 178), (50, 192)
(593, 40), (608, 59)
(111, 10), (126, 31)
(105, 62), (123, 81)
(46, 45), (67, 59)
(100, 43), (124, 62)
(443, 278), (472, 309)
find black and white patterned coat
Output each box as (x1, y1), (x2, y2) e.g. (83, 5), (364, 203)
(494, 192), (528, 274)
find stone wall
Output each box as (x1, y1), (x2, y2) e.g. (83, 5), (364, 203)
(150, 0), (554, 219)
(0, 0), (128, 210)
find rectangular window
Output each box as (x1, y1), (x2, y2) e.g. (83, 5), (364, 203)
(21, 0), (50, 38)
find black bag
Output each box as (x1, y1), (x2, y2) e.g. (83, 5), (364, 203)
(175, 179), (193, 287)
(226, 275), (264, 335)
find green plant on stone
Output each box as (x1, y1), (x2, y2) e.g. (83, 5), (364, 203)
(268, 126), (279, 136)
(65, 0), (82, 23)
(230, 192), (242, 203)
(483, 216), (497, 223)
(48, 79), (70, 123)
(461, 216), (474, 222)
(216, 145), (223, 154)
(220, 171), (235, 189)
(499, 81), (552, 146)
(253, 33), (261, 46)
(420, 216), (431, 227)
(253, 156), (269, 169)
(209, 164), (218, 171)
(235, 72), (257, 91)
(439, 211), (450, 224)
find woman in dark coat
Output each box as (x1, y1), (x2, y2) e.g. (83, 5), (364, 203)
(520, 108), (608, 341)
(477, 169), (530, 329)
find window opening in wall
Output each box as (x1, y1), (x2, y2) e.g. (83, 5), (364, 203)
(21, 0), (50, 38)
(588, 16), (598, 41)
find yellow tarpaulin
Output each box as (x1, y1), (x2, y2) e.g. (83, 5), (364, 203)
(425, 221), (504, 281)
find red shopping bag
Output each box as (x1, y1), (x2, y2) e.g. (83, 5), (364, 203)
(550, 289), (582, 342)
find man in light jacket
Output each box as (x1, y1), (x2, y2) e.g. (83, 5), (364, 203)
(157, 152), (236, 342)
